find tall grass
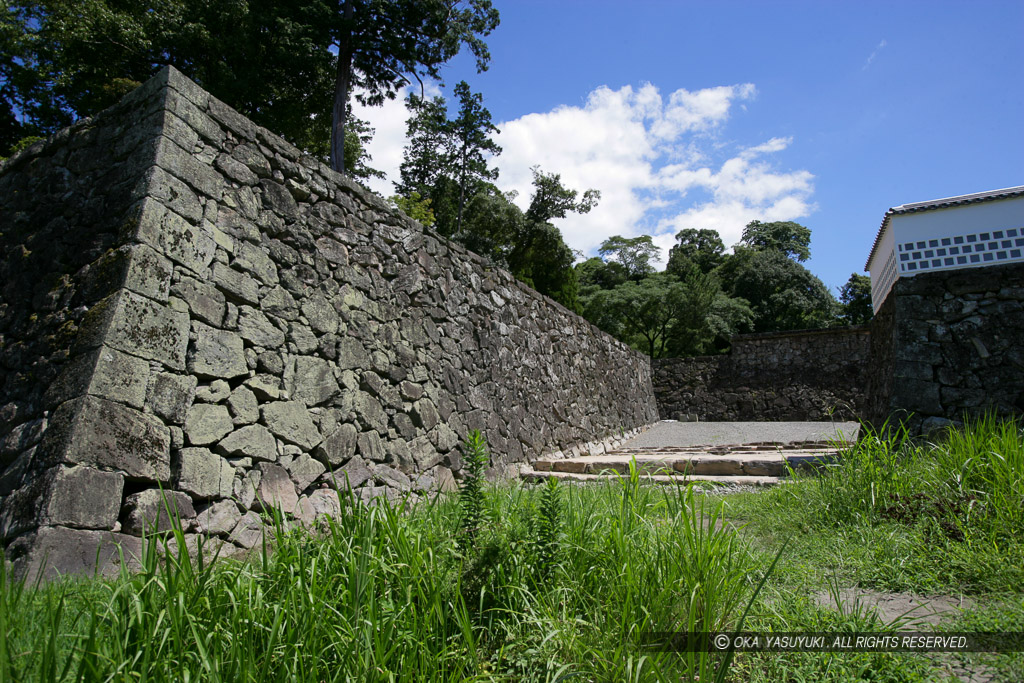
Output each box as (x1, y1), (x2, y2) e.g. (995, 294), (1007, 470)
(1, 457), (774, 682)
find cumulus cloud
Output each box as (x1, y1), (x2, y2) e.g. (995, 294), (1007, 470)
(356, 81), (815, 268)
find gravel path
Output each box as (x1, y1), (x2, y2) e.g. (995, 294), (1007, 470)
(622, 420), (861, 449)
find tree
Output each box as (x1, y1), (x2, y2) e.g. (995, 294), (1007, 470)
(597, 235), (660, 281)
(717, 247), (838, 332)
(4, 0), (499, 176)
(330, 0), (499, 172)
(390, 191), (436, 227)
(396, 93), (453, 198)
(739, 220), (812, 262)
(451, 80), (500, 234)
(666, 228), (725, 276)
(576, 257), (628, 291)
(585, 274), (685, 358)
(524, 166), (600, 224)
(838, 273), (873, 325)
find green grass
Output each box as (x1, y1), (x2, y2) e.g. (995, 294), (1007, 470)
(2, 417), (1021, 682)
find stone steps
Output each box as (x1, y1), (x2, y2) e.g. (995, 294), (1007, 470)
(523, 441), (842, 488)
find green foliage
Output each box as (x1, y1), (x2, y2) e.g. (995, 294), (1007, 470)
(389, 191), (436, 227)
(838, 272), (873, 325)
(718, 246), (839, 332)
(666, 227), (725, 276)
(458, 429), (490, 548)
(534, 477), (561, 576)
(524, 165), (600, 224)
(597, 234), (660, 280)
(739, 219), (813, 262)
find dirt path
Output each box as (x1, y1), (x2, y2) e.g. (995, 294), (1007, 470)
(623, 420), (861, 449)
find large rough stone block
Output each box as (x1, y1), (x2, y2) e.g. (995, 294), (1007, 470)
(238, 306), (285, 348)
(77, 289), (190, 371)
(122, 489), (197, 534)
(1, 466), (124, 538)
(148, 372), (198, 423)
(184, 403), (233, 446)
(217, 423), (278, 462)
(262, 401), (321, 450)
(9, 527), (144, 584)
(177, 447), (232, 499)
(288, 356), (341, 407)
(286, 454), (326, 493)
(314, 423), (358, 467)
(257, 463), (298, 514)
(38, 396), (171, 482)
(45, 346), (150, 409)
(189, 321), (248, 379)
(131, 198), (217, 275)
(196, 500), (242, 536)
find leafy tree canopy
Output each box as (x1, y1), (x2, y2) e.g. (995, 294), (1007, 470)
(739, 220), (812, 262)
(666, 228), (725, 276)
(597, 235), (660, 281)
(838, 272), (873, 325)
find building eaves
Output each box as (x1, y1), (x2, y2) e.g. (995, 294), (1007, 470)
(864, 185), (1024, 271)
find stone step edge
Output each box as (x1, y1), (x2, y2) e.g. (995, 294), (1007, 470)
(532, 454), (838, 477)
(521, 469), (784, 488)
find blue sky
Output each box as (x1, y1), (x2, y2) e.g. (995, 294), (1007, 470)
(355, 0), (1024, 293)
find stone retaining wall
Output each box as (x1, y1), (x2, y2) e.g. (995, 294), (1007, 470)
(0, 68), (658, 580)
(652, 327), (870, 421)
(866, 262), (1024, 432)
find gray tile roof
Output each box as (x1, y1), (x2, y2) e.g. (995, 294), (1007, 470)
(865, 185), (1024, 271)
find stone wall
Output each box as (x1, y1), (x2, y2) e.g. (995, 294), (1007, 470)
(0, 68), (658, 580)
(652, 326), (871, 422)
(866, 262), (1024, 432)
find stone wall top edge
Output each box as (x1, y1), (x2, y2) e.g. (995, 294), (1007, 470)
(731, 324), (871, 344)
(158, 67), (649, 363)
(0, 67), (171, 178)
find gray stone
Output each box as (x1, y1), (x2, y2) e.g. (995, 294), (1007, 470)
(79, 290), (190, 371)
(217, 424), (278, 462)
(399, 381), (425, 401)
(228, 511), (264, 549)
(245, 374), (282, 400)
(132, 198), (217, 275)
(38, 396), (171, 482)
(195, 379), (231, 403)
(411, 398), (440, 431)
(287, 453), (326, 492)
(1, 466), (124, 538)
(184, 404), (233, 445)
(227, 386), (259, 425)
(149, 372), (197, 423)
(196, 500), (242, 536)
(337, 455), (373, 489)
(122, 489), (197, 534)
(289, 356), (340, 407)
(177, 447), (229, 499)
(234, 469), (262, 510)
(259, 179), (299, 219)
(212, 263), (260, 305)
(172, 275), (225, 326)
(354, 391), (388, 434)
(356, 430), (386, 463)
(314, 423), (358, 467)
(189, 321), (248, 379)
(305, 489), (341, 518)
(315, 237), (349, 265)
(288, 322), (318, 354)
(257, 463), (298, 514)
(261, 401), (321, 449)
(431, 422), (459, 452)
(122, 244), (174, 302)
(46, 346), (149, 410)
(263, 286), (299, 320)
(371, 464), (411, 490)
(10, 527), (144, 584)
(234, 241), (279, 285)
(238, 306), (286, 348)
(392, 413), (417, 439)
(301, 294), (339, 334)
(336, 337), (371, 370)
(410, 436), (443, 470)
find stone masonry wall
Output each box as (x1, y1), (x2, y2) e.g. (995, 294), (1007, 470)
(652, 326), (870, 421)
(866, 262), (1024, 432)
(0, 68), (658, 580)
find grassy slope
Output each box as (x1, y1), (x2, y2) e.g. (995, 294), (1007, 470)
(1, 418), (1021, 682)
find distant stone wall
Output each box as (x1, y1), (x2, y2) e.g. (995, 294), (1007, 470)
(0, 67), (657, 580)
(866, 262), (1024, 431)
(652, 327), (871, 422)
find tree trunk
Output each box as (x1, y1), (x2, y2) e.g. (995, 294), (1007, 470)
(330, 0), (354, 173)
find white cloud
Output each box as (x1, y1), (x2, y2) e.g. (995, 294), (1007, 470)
(356, 81), (815, 268)
(863, 39), (888, 70)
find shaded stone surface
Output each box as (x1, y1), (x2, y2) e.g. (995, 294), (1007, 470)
(122, 489), (196, 534)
